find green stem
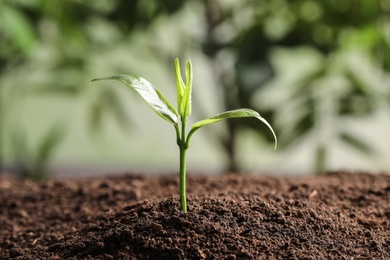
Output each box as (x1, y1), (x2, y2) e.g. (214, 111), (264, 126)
(178, 117), (188, 212)
(179, 143), (187, 212)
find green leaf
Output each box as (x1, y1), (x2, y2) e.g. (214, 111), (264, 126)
(0, 5), (36, 55)
(89, 98), (103, 131)
(174, 58), (193, 118)
(174, 58), (185, 115)
(189, 108), (277, 149)
(182, 59), (193, 118)
(91, 75), (179, 125)
(10, 127), (28, 163)
(35, 125), (65, 164)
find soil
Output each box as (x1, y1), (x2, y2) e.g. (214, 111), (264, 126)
(0, 171), (389, 259)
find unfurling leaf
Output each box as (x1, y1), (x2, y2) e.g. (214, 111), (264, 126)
(174, 58), (185, 115)
(189, 108), (277, 149)
(174, 58), (193, 118)
(91, 75), (178, 125)
(182, 60), (193, 118)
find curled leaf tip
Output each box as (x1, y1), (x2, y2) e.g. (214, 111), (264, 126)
(90, 77), (109, 83)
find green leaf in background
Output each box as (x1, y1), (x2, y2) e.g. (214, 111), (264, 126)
(91, 75), (179, 125)
(189, 108), (277, 149)
(11, 128), (28, 166)
(9, 124), (65, 180)
(89, 98), (103, 131)
(314, 145), (326, 174)
(88, 87), (131, 132)
(0, 5), (36, 56)
(340, 132), (374, 155)
(35, 125), (66, 165)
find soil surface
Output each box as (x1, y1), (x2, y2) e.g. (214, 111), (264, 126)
(1, 171), (389, 259)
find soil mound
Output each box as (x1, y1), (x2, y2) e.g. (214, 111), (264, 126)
(1, 172), (389, 259)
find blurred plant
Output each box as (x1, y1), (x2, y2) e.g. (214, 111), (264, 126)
(200, 0), (390, 173)
(10, 125), (65, 180)
(0, 0), (36, 60)
(259, 48), (388, 173)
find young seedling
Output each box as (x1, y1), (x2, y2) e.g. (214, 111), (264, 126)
(91, 58), (277, 212)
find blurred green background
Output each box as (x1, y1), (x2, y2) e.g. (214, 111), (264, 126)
(1, 0), (389, 179)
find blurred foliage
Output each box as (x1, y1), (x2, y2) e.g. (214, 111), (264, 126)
(10, 124), (65, 180)
(201, 0), (390, 173)
(0, 0), (389, 178)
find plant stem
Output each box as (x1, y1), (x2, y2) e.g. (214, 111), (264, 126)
(179, 144), (187, 212)
(178, 118), (188, 212)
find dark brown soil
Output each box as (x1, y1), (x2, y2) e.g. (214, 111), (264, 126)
(1, 171), (389, 259)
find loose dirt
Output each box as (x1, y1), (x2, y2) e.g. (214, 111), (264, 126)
(1, 171), (389, 259)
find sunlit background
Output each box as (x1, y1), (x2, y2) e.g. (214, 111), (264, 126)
(1, 0), (389, 179)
